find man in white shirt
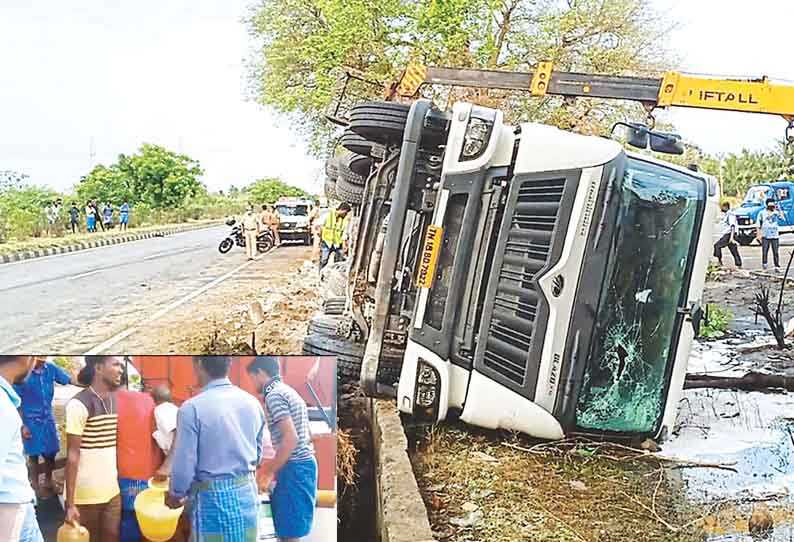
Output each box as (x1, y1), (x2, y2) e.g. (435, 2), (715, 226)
(713, 202), (742, 268)
(1, 356), (44, 542)
(151, 385), (179, 476)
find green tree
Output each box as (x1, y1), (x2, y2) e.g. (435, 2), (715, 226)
(246, 0), (677, 148)
(0, 171), (29, 193)
(246, 178), (308, 203)
(76, 143), (205, 208)
(0, 185), (62, 241)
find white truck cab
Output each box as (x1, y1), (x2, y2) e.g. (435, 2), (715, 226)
(382, 102), (718, 440)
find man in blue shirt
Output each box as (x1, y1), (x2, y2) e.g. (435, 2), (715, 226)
(0, 356), (44, 542)
(166, 357), (269, 542)
(756, 198), (786, 271)
(119, 201), (130, 232)
(14, 357), (71, 499)
(247, 357), (317, 542)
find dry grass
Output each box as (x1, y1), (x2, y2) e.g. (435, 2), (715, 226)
(337, 427), (358, 489)
(412, 423), (707, 542)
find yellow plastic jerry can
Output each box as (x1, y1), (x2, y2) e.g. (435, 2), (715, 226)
(56, 523), (89, 542)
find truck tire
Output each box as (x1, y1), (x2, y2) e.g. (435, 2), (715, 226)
(340, 130), (374, 157)
(336, 174), (364, 205)
(338, 153), (368, 186)
(308, 314), (344, 336)
(349, 101), (410, 145)
(325, 156), (339, 180)
(302, 332), (402, 385)
(323, 296), (346, 315)
(324, 177), (337, 200)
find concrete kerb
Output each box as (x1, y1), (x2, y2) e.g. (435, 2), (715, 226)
(0, 222), (222, 265)
(370, 398), (437, 542)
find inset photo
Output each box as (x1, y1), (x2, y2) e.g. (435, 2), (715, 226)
(0, 355), (336, 542)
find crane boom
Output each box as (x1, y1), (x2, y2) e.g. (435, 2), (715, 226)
(393, 62), (794, 124)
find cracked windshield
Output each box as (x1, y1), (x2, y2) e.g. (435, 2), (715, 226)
(576, 159), (705, 434)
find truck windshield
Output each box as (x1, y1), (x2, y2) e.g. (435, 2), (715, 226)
(575, 158), (705, 434)
(743, 186), (772, 205)
(276, 205), (309, 216)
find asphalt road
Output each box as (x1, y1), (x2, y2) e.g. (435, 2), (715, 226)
(0, 225), (310, 354)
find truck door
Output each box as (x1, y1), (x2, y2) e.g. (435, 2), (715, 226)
(775, 185), (794, 229)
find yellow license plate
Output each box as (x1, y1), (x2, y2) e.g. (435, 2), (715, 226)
(416, 225), (443, 288)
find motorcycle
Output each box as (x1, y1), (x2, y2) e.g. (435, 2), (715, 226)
(218, 217), (275, 254)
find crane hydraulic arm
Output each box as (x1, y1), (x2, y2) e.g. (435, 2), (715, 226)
(391, 61), (794, 140)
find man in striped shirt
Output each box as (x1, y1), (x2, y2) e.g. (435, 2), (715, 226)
(64, 356), (125, 542)
(247, 357), (317, 542)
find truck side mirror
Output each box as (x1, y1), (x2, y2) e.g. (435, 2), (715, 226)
(649, 131), (685, 155)
(611, 122), (649, 149)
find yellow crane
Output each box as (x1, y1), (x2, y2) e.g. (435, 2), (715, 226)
(388, 61), (794, 141)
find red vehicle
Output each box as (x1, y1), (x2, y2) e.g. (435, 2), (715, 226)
(129, 356), (337, 538)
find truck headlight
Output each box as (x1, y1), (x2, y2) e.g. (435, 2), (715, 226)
(415, 360), (440, 411)
(459, 106), (496, 161)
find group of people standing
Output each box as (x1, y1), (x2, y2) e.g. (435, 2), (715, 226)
(714, 199), (786, 271)
(81, 200), (130, 234)
(0, 355), (318, 542)
(43, 200), (130, 235)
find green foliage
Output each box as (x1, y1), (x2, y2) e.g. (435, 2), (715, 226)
(246, 0), (677, 149)
(0, 171), (29, 192)
(75, 143), (205, 209)
(700, 304), (733, 339)
(699, 141), (794, 199)
(245, 178), (308, 204)
(52, 357), (72, 371)
(0, 185), (63, 241)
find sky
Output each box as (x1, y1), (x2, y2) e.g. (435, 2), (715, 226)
(0, 0), (792, 195)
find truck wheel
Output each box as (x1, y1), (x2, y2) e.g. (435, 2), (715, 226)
(349, 101), (410, 146)
(323, 296), (345, 315)
(338, 153), (368, 186)
(340, 130), (374, 157)
(336, 174), (364, 205)
(308, 314), (343, 336)
(325, 156), (339, 181)
(302, 332), (402, 385)
(324, 177), (337, 200)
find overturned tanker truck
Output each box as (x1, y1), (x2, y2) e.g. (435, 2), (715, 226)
(305, 62), (794, 441)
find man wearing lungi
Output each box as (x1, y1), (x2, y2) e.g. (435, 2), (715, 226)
(166, 357), (272, 542)
(14, 357), (72, 499)
(116, 379), (164, 542)
(247, 357), (318, 542)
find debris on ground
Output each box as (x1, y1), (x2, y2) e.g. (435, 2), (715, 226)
(337, 383), (377, 542)
(410, 424), (705, 542)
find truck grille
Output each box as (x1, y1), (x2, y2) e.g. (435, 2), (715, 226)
(483, 178), (566, 385)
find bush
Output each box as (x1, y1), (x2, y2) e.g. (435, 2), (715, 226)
(0, 186), (62, 242)
(700, 304), (733, 339)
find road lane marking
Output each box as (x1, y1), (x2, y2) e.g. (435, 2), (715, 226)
(68, 269), (102, 280)
(83, 251), (269, 355)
